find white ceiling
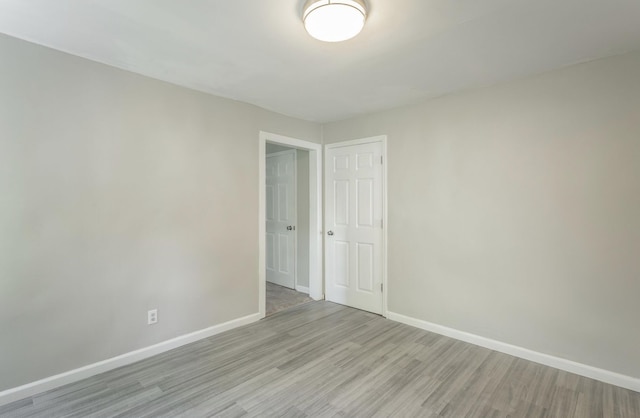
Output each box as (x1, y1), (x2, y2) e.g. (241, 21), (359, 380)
(1, 0), (639, 122)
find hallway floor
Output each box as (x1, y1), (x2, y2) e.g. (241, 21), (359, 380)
(266, 282), (313, 316)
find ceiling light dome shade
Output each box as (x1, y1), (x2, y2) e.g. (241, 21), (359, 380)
(303, 0), (367, 42)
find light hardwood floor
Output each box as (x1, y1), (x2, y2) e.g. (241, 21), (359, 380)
(1, 301), (638, 417)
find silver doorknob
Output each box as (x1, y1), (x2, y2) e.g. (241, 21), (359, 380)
(287, 225), (295, 231)
(327, 231), (334, 236)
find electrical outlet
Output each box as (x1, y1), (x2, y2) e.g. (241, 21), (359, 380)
(147, 309), (158, 325)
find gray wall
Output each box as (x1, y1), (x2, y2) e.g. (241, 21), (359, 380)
(324, 51), (640, 378)
(265, 144), (310, 289)
(0, 34), (320, 391)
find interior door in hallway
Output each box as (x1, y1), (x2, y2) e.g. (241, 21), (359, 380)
(266, 150), (296, 289)
(325, 140), (383, 314)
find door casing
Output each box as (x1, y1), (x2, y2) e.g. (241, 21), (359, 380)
(259, 132), (323, 318)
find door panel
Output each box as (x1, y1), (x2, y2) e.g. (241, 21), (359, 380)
(325, 141), (383, 314)
(357, 243), (374, 292)
(266, 151), (296, 289)
(335, 241), (350, 287)
(335, 180), (349, 225)
(357, 179), (373, 227)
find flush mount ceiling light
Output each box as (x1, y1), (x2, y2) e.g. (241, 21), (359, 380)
(303, 0), (367, 42)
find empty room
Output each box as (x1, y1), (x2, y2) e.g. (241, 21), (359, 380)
(1, 1), (639, 417)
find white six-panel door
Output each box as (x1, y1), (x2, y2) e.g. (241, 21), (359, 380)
(325, 141), (383, 314)
(266, 150), (296, 289)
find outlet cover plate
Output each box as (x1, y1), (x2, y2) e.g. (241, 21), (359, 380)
(147, 309), (158, 325)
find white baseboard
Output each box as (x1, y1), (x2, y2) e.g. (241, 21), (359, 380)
(0, 312), (262, 407)
(295, 285), (310, 294)
(387, 311), (640, 393)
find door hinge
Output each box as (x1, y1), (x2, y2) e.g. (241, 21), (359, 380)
(380, 156), (383, 164)
(380, 283), (383, 292)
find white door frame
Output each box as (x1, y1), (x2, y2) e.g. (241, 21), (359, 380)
(325, 135), (388, 317)
(259, 131), (323, 318)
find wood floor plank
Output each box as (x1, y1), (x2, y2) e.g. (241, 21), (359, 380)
(2, 301), (639, 418)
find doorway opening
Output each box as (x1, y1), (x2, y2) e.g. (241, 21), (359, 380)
(259, 132), (322, 318)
